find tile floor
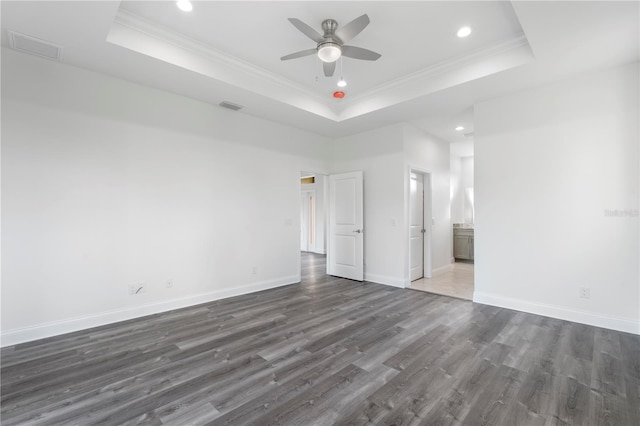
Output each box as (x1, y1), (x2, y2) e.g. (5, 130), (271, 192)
(409, 261), (474, 300)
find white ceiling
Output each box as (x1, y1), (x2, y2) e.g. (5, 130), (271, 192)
(118, 1), (525, 97)
(1, 1), (638, 143)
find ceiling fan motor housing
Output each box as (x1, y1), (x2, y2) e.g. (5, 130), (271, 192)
(321, 19), (341, 41)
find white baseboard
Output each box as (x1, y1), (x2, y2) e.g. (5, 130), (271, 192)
(431, 263), (454, 277)
(365, 273), (406, 288)
(473, 291), (640, 335)
(1, 276), (299, 347)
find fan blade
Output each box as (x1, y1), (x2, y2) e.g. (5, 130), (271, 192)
(335, 14), (370, 43)
(288, 18), (323, 43)
(323, 61), (336, 77)
(342, 45), (381, 61)
(280, 49), (317, 61)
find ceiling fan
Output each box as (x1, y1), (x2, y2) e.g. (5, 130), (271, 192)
(280, 14), (382, 77)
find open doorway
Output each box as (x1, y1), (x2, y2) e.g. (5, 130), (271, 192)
(408, 171), (432, 281)
(300, 172), (327, 255)
(409, 155), (474, 300)
(300, 171), (328, 281)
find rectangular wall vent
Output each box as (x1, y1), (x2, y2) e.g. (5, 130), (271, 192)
(463, 132), (475, 138)
(8, 30), (63, 61)
(219, 101), (244, 111)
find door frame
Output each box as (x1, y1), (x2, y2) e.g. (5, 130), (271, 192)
(298, 169), (329, 282)
(406, 167), (433, 283)
(300, 189), (316, 252)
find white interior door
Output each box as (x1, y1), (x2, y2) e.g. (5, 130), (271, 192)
(328, 171), (363, 281)
(410, 173), (424, 281)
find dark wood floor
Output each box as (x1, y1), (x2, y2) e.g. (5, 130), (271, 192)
(2, 253), (639, 425)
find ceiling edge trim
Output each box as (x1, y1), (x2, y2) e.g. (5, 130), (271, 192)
(347, 34), (531, 104)
(337, 35), (534, 122)
(113, 10), (331, 103)
(110, 9), (339, 121)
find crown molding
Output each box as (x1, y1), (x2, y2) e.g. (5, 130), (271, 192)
(110, 9), (339, 120)
(109, 9), (533, 124)
(348, 34), (530, 104)
(337, 34), (533, 121)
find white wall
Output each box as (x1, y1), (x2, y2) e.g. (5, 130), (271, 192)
(450, 156), (464, 224)
(450, 155), (474, 225)
(474, 62), (639, 334)
(461, 156), (475, 224)
(403, 124), (452, 275)
(1, 49), (332, 345)
(332, 124), (406, 287)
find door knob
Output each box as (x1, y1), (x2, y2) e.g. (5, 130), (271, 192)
(421, 229), (426, 233)
(353, 229), (362, 233)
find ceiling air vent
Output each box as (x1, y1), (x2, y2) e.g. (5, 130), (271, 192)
(219, 101), (244, 111)
(7, 30), (63, 61)
(463, 132), (475, 138)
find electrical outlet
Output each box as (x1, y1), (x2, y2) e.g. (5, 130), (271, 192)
(579, 287), (590, 299)
(252, 266), (258, 275)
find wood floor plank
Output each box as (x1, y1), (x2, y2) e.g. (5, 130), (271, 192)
(542, 376), (591, 425)
(1, 253), (638, 425)
(317, 363), (398, 424)
(623, 375), (640, 425)
(502, 400), (546, 426)
(619, 331), (640, 380)
(250, 363), (365, 425)
(461, 364), (523, 425)
(516, 363), (554, 415)
(208, 348), (363, 425)
(589, 388), (630, 426)
(420, 391), (466, 426)
(568, 323), (596, 362)
(382, 324), (449, 370)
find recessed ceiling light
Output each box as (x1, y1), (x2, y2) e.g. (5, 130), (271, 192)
(337, 79), (347, 88)
(176, 0), (193, 12)
(455, 126), (465, 131)
(457, 27), (472, 38)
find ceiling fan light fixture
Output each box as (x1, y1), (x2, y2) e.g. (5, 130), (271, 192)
(317, 43), (341, 63)
(176, 0), (193, 12)
(457, 26), (472, 38)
